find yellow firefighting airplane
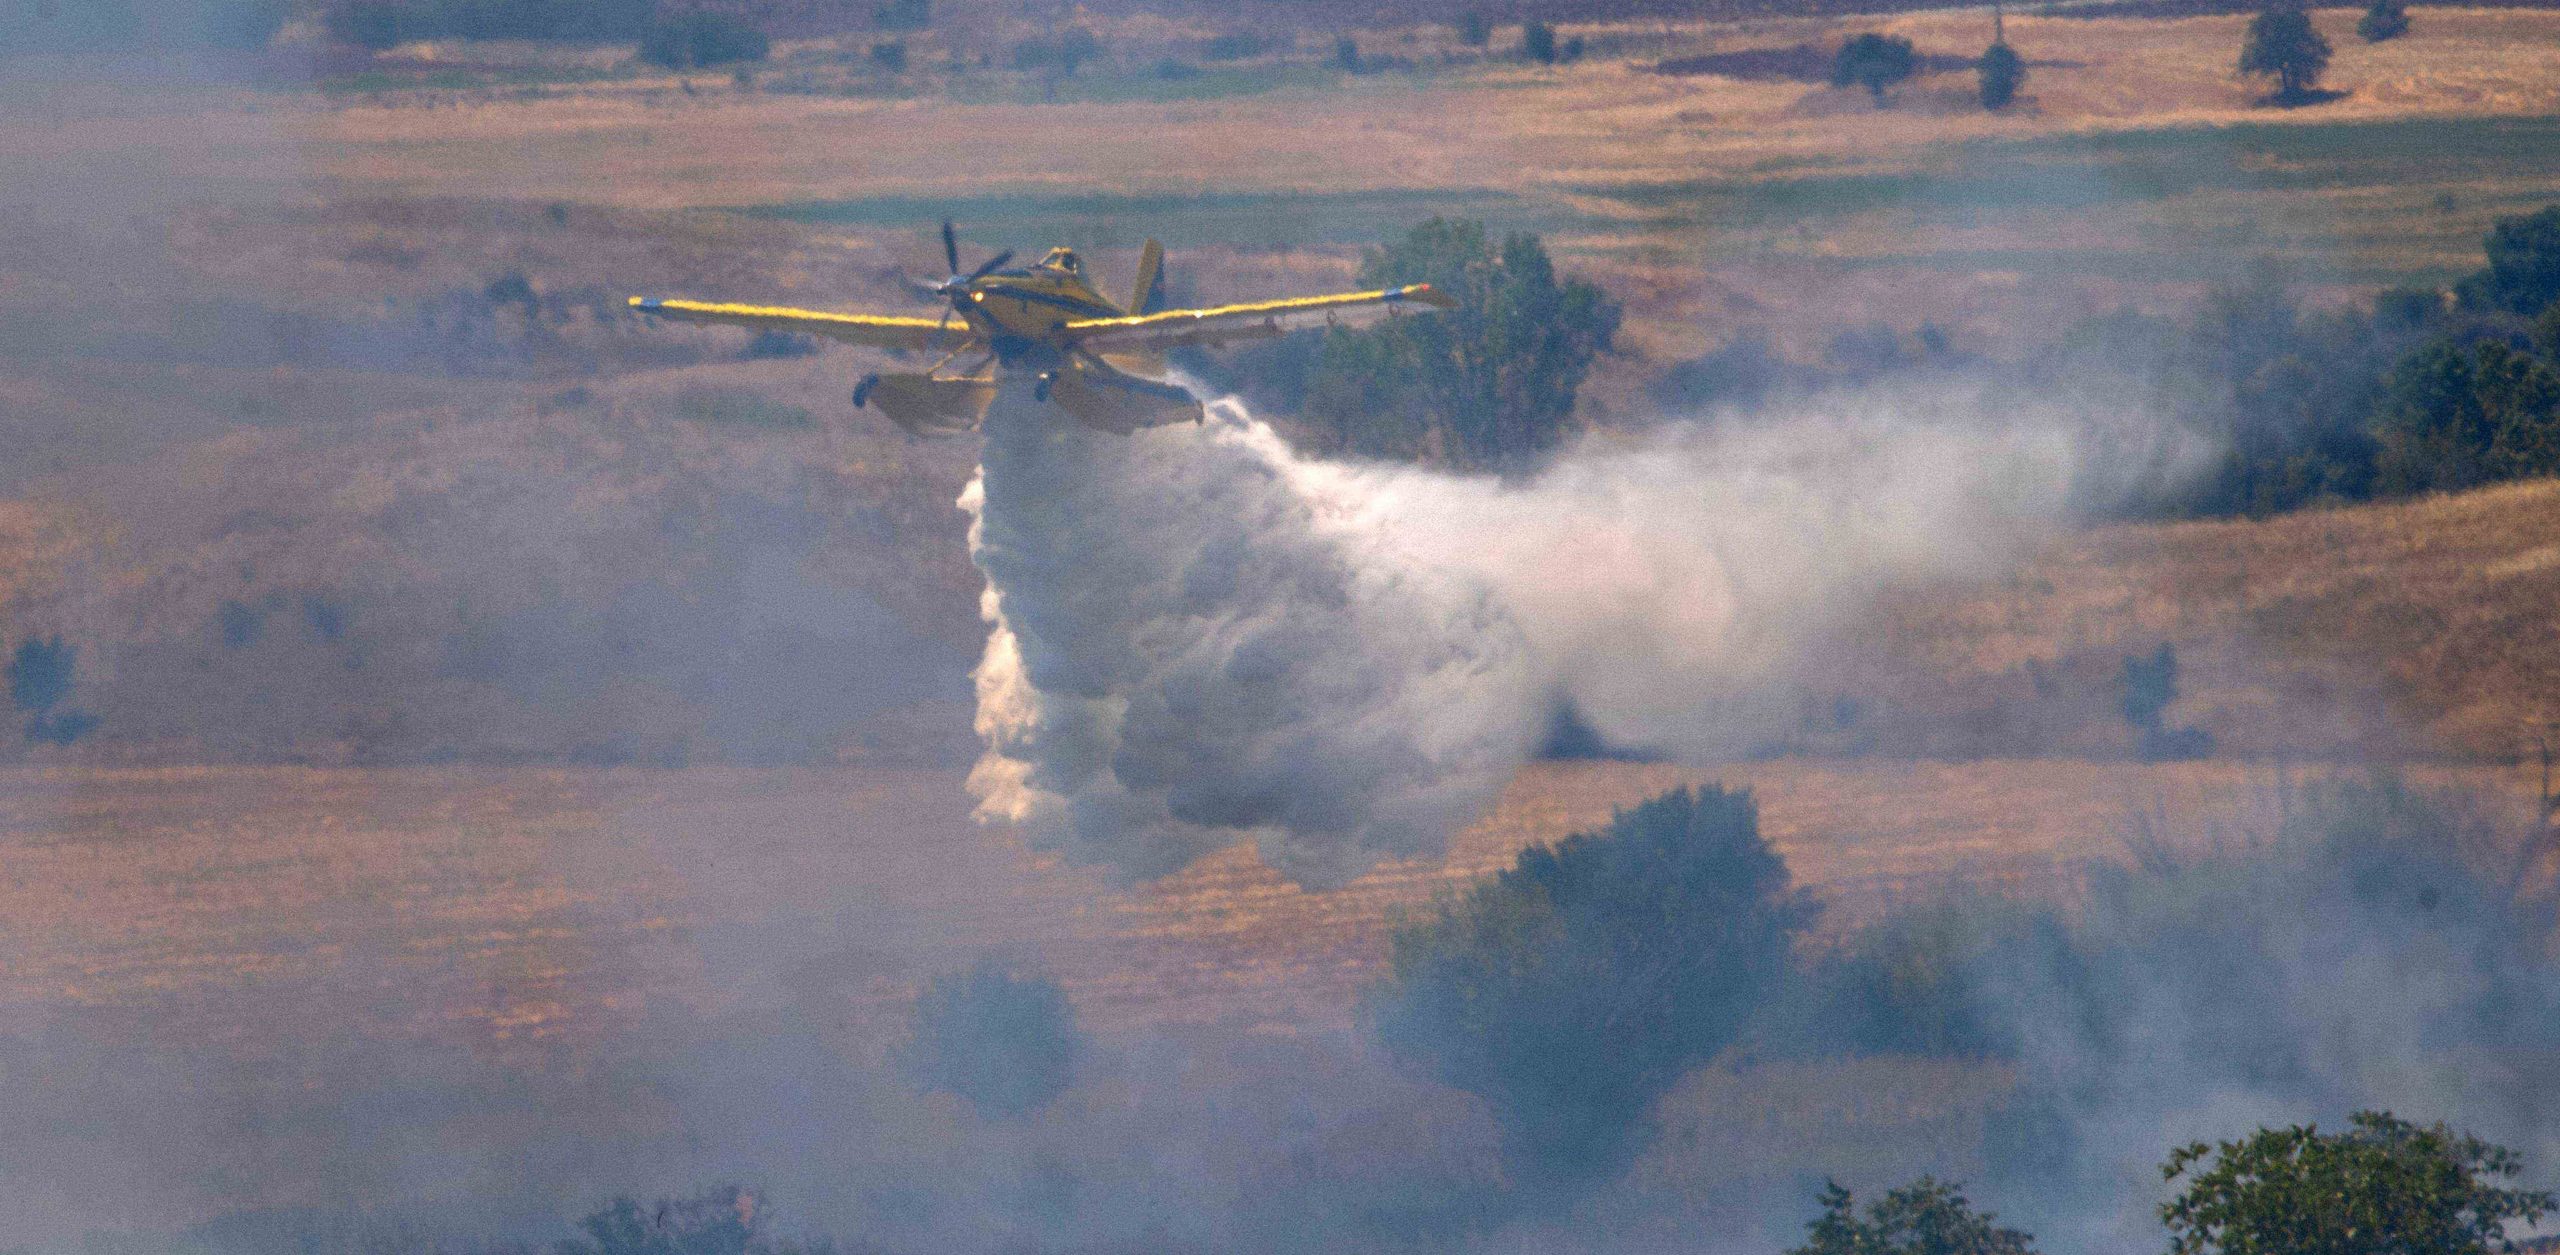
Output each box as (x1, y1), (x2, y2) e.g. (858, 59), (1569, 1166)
(628, 221), (1455, 436)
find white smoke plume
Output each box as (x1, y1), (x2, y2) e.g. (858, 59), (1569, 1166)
(963, 383), (2091, 887)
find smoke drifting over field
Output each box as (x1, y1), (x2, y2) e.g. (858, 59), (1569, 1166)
(965, 383), (2089, 884)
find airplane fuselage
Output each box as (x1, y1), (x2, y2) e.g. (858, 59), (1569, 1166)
(953, 250), (1124, 364)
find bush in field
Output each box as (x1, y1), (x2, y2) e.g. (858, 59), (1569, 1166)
(2456, 205), (2560, 317)
(1334, 35), (1360, 72)
(1977, 38), (2025, 109)
(1363, 786), (1815, 1184)
(2356, 0), (2409, 42)
(1457, 12), (1492, 46)
(2162, 1112), (2553, 1255)
(868, 40), (906, 72)
(641, 12), (769, 69)
(898, 957), (1080, 1117)
(8, 636), (96, 747)
(2119, 643), (2214, 760)
(2239, 1), (2332, 103)
(1789, 1178), (2037, 1255)
(1299, 218), (1619, 471)
(1831, 33), (1917, 104)
(1520, 20), (1558, 65)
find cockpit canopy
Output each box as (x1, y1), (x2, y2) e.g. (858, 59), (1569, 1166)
(1039, 247), (1081, 274)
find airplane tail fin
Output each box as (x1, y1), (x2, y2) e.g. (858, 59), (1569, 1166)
(1130, 239), (1165, 315)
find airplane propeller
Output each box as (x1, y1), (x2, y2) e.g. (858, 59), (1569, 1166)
(914, 219), (1014, 351)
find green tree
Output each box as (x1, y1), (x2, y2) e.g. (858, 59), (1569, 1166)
(2372, 339), (2560, 493)
(1789, 1178), (2037, 1255)
(1334, 34), (1359, 72)
(2456, 205), (2560, 316)
(1521, 20), (1558, 64)
(2161, 1111), (2554, 1255)
(1832, 33), (1919, 104)
(2356, 0), (2409, 42)
(1977, 38), (2026, 109)
(1362, 786), (1815, 1183)
(2473, 340), (2560, 480)
(2239, 2), (2332, 103)
(897, 957), (1080, 1117)
(1457, 12), (1491, 46)
(1302, 219), (1619, 471)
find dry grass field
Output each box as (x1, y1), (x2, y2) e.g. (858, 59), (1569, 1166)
(1878, 478), (2560, 760)
(5, 754), (2544, 1059)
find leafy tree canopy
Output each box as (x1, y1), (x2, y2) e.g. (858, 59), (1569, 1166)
(1302, 218), (1619, 472)
(1362, 785), (1814, 1182)
(897, 957), (1080, 1117)
(2457, 205), (2560, 316)
(1832, 33), (1918, 103)
(2162, 1111), (2555, 1255)
(2239, 3), (2333, 102)
(1978, 39), (2026, 110)
(1789, 1178), (2037, 1255)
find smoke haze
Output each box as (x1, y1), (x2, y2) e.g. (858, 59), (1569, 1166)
(966, 382), (2092, 885)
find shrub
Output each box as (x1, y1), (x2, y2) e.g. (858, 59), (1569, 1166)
(640, 12), (769, 70)
(2356, 0), (2408, 41)
(868, 40), (906, 71)
(1520, 20), (1558, 65)
(2456, 205), (2560, 316)
(8, 636), (97, 746)
(2239, 2), (2332, 103)
(1334, 34), (1359, 72)
(1789, 1178), (2037, 1255)
(1977, 38), (2025, 109)
(1457, 12), (1492, 46)
(898, 957), (1080, 1117)
(1362, 786), (1816, 1183)
(1299, 218), (1620, 471)
(1831, 33), (1917, 104)
(2162, 1112), (2553, 1255)
(2373, 284), (2445, 331)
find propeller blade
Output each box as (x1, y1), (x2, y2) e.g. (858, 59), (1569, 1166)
(932, 304), (954, 350)
(941, 220), (960, 276)
(965, 249), (1015, 283)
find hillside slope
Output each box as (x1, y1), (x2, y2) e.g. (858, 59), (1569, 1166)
(1865, 478), (2560, 762)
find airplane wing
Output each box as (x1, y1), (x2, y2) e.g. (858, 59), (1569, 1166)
(627, 297), (953, 352)
(1060, 283), (1454, 352)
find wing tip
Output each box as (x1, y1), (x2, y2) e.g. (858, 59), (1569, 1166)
(1400, 283), (1458, 310)
(629, 296), (663, 312)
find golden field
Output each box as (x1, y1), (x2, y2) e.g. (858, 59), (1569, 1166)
(4, 755), (2545, 1059)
